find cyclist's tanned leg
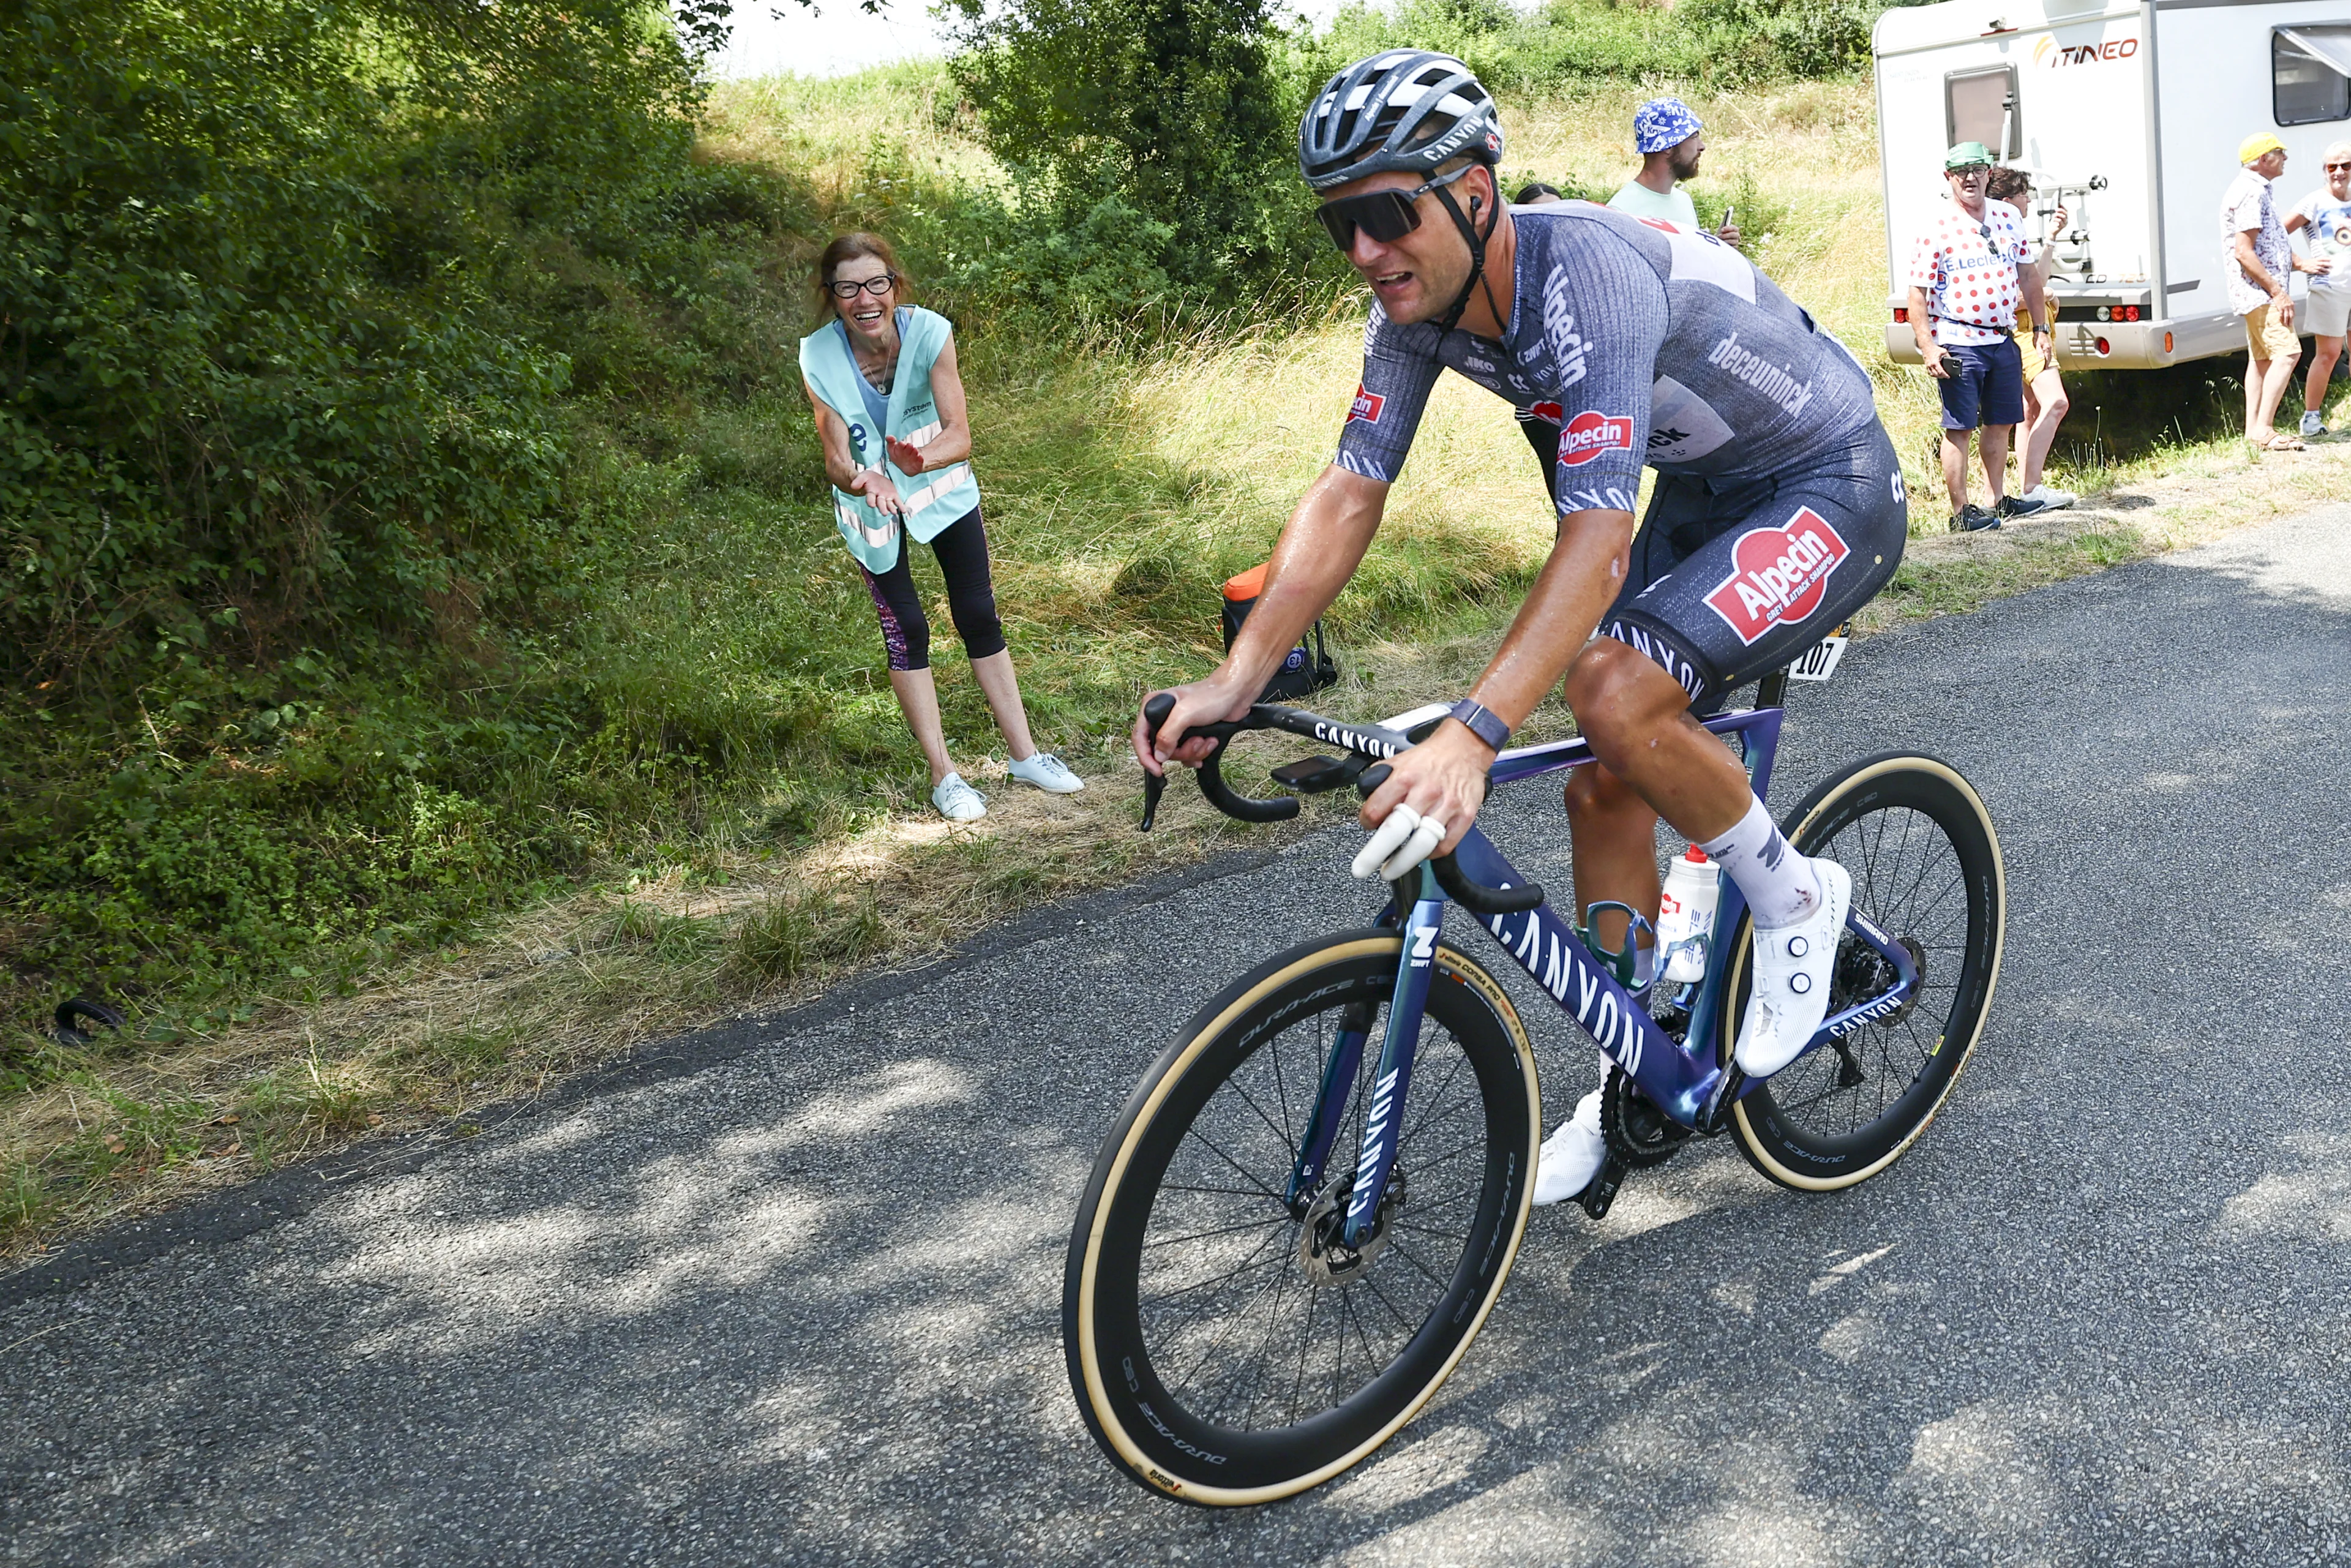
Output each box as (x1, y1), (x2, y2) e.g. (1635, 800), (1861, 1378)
(1562, 640), (1753, 929)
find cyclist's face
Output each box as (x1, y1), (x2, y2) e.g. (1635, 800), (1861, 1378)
(1322, 167), (1487, 326)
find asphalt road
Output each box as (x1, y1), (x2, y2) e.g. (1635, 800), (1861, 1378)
(9, 505), (2351, 1566)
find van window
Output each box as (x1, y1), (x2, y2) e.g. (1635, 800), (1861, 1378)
(2276, 26), (2351, 126)
(1946, 66), (2022, 159)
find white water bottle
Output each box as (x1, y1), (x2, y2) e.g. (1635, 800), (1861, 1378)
(1655, 846), (1721, 985)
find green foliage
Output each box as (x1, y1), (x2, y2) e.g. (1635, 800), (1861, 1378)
(1676, 0), (1911, 83)
(1310, 0), (1936, 96)
(944, 0), (1333, 302)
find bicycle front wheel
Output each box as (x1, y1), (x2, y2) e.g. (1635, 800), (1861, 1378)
(1722, 753), (2006, 1191)
(1063, 931), (1539, 1506)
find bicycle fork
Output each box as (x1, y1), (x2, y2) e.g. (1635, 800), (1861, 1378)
(1285, 871), (1443, 1251)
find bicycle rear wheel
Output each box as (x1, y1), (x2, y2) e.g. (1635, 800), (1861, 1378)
(1721, 754), (2006, 1190)
(1063, 931), (1539, 1505)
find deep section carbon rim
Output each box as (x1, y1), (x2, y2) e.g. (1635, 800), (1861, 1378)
(1067, 937), (1536, 1502)
(1728, 757), (2003, 1185)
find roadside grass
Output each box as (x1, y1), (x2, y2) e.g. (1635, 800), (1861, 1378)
(8, 69), (2339, 1258)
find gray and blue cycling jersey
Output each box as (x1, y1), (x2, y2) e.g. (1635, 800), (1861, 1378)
(1335, 202), (1879, 516)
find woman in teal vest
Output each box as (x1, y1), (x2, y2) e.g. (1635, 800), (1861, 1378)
(800, 233), (1082, 821)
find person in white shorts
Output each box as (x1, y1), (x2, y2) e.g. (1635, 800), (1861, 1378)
(2288, 141), (2351, 437)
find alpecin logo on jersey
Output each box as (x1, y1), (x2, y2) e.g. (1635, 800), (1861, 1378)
(1558, 410), (1634, 467)
(1349, 385), (1384, 424)
(1528, 400), (1563, 425)
(1703, 508), (1850, 646)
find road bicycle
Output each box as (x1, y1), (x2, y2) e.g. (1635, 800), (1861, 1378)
(1063, 670), (2006, 1505)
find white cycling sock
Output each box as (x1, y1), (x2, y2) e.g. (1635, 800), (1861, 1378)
(1700, 795), (1821, 930)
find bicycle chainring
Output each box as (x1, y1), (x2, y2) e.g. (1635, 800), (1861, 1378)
(1601, 1066), (1695, 1169)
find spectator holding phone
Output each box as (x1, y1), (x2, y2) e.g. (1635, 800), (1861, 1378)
(1907, 142), (2048, 531)
(799, 232), (1084, 821)
(1984, 165), (2075, 514)
(1608, 99), (1742, 246)
(2285, 140), (2351, 438)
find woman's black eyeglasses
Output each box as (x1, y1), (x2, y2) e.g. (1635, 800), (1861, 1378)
(1315, 165), (1475, 252)
(828, 274), (899, 299)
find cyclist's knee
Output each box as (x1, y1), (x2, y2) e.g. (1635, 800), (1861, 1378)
(1561, 759), (1642, 821)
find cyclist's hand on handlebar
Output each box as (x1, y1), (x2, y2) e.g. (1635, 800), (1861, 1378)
(1133, 677), (1254, 778)
(1353, 721), (1491, 879)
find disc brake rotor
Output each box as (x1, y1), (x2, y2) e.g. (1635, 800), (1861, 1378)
(1297, 1167), (1405, 1287)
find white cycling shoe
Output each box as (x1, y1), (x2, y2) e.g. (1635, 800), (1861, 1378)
(1532, 1090), (1607, 1206)
(1733, 858), (1853, 1079)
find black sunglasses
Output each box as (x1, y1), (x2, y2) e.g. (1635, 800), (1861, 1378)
(828, 273), (899, 299)
(1316, 165), (1475, 252)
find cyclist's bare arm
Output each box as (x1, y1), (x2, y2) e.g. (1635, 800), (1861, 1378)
(1355, 506), (1635, 855)
(1134, 463), (1389, 773)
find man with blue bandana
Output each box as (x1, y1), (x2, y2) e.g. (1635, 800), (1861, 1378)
(1609, 97), (1741, 247)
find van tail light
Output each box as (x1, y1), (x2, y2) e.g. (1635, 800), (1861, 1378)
(1893, 307), (1910, 323)
(2164, 331), (2175, 353)
(2121, 305), (2142, 322)
(2095, 336), (2112, 355)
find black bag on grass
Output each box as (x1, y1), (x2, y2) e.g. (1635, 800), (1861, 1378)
(1221, 563), (1337, 703)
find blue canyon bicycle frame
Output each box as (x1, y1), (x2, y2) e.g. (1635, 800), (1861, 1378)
(1277, 705), (1922, 1248)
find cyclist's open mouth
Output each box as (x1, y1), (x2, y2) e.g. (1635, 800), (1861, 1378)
(1369, 269), (1415, 307)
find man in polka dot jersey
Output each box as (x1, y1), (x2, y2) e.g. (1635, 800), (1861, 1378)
(1905, 141), (2050, 531)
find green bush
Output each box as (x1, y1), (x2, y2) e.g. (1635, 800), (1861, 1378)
(944, 0), (1335, 302)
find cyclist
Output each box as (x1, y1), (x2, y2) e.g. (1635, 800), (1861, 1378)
(1132, 51), (1908, 1207)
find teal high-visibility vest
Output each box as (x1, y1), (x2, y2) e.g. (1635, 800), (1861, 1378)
(798, 306), (980, 573)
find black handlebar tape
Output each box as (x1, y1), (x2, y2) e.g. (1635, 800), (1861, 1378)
(1431, 854), (1545, 915)
(1198, 748), (1300, 822)
(1141, 691), (1298, 824)
(1356, 763), (1392, 798)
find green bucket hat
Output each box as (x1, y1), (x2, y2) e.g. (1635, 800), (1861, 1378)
(1944, 141), (1994, 171)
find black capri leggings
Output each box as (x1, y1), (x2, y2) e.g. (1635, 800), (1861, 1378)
(858, 505), (1007, 673)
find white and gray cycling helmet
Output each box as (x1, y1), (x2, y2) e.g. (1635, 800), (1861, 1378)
(1297, 51), (1504, 192)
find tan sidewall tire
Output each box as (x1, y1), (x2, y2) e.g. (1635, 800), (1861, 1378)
(1725, 756), (2006, 1193)
(1068, 937), (1539, 1506)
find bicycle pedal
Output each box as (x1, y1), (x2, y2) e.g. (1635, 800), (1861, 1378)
(1574, 1154), (1629, 1221)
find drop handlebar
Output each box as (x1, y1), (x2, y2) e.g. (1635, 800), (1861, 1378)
(1135, 694), (1545, 917)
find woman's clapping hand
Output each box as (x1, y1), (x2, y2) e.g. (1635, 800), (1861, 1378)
(849, 466), (904, 515)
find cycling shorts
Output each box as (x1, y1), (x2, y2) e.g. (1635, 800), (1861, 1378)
(1599, 419), (1906, 708)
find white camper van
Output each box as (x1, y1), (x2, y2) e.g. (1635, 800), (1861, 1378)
(1875, 0), (2351, 370)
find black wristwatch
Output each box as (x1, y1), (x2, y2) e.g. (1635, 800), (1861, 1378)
(1448, 699), (1511, 752)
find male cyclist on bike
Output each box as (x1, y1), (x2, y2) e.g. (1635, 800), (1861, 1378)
(1133, 52), (1908, 1207)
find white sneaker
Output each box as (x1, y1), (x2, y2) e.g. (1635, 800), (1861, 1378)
(931, 773), (987, 822)
(1733, 858), (1853, 1079)
(1007, 752), (1084, 793)
(1532, 1091), (1607, 1206)
(2020, 483), (2075, 510)
(2303, 410), (2327, 439)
